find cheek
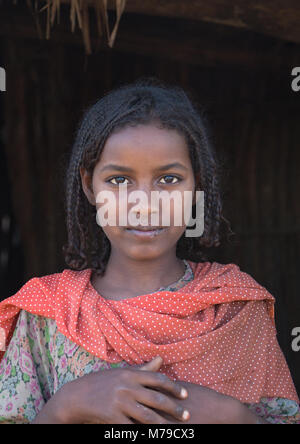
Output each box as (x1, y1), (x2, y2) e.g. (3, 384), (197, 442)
(101, 225), (120, 241)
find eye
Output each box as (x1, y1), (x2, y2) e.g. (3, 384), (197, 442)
(159, 175), (181, 184)
(107, 176), (130, 185)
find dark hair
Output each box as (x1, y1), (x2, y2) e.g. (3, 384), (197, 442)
(63, 77), (233, 276)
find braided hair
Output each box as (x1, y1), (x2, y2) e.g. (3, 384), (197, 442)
(63, 77), (233, 276)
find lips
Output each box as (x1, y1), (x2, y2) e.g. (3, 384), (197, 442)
(126, 226), (164, 231)
(125, 226), (167, 238)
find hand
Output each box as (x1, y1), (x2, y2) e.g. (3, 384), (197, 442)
(33, 356), (190, 424)
(151, 381), (246, 424)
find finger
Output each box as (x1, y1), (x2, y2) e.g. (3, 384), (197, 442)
(118, 415), (135, 425)
(124, 401), (172, 425)
(134, 370), (188, 400)
(100, 414), (134, 425)
(134, 387), (190, 422)
(139, 356), (163, 372)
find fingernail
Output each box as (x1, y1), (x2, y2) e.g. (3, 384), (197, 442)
(180, 388), (188, 398)
(182, 410), (190, 420)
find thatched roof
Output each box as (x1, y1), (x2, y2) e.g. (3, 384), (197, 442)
(13, 0), (300, 54)
(25, 0), (126, 54)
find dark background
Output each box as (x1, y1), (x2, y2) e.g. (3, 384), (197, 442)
(0, 1), (299, 396)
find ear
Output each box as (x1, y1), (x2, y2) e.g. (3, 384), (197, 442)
(80, 166), (96, 206)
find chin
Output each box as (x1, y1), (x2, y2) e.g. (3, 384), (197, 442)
(125, 246), (167, 261)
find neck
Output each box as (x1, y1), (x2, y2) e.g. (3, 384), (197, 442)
(101, 249), (186, 296)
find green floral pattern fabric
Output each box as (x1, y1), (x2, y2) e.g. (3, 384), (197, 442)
(0, 260), (299, 423)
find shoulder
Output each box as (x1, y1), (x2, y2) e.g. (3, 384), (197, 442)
(189, 260), (262, 288)
(187, 260), (275, 311)
(0, 268), (93, 321)
(10, 268), (92, 300)
(23, 267), (90, 289)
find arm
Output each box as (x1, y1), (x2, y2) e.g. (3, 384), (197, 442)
(0, 315), (190, 425)
(246, 397), (300, 424)
(0, 310), (47, 424)
(234, 402), (270, 424)
(31, 358), (191, 424)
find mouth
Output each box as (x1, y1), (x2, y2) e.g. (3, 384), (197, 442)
(125, 226), (168, 238)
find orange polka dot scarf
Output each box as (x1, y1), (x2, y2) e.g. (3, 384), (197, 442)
(0, 261), (299, 404)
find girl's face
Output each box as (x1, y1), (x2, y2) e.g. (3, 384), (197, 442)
(80, 123), (197, 262)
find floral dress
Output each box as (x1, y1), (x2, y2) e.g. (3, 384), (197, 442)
(0, 260), (299, 424)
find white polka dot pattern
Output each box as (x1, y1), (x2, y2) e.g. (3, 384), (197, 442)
(0, 260), (298, 404)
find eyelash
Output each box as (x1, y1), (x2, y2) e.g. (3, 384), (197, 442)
(106, 175), (182, 185)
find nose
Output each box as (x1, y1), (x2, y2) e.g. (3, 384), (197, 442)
(128, 185), (160, 225)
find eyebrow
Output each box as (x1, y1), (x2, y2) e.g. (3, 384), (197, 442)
(100, 162), (189, 173)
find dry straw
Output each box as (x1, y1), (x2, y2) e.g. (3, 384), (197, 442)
(24, 0), (127, 54)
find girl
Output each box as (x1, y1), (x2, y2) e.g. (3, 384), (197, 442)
(0, 78), (299, 424)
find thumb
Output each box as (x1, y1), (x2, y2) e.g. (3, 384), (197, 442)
(138, 356), (164, 372)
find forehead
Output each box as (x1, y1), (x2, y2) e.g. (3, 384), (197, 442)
(98, 124), (191, 166)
